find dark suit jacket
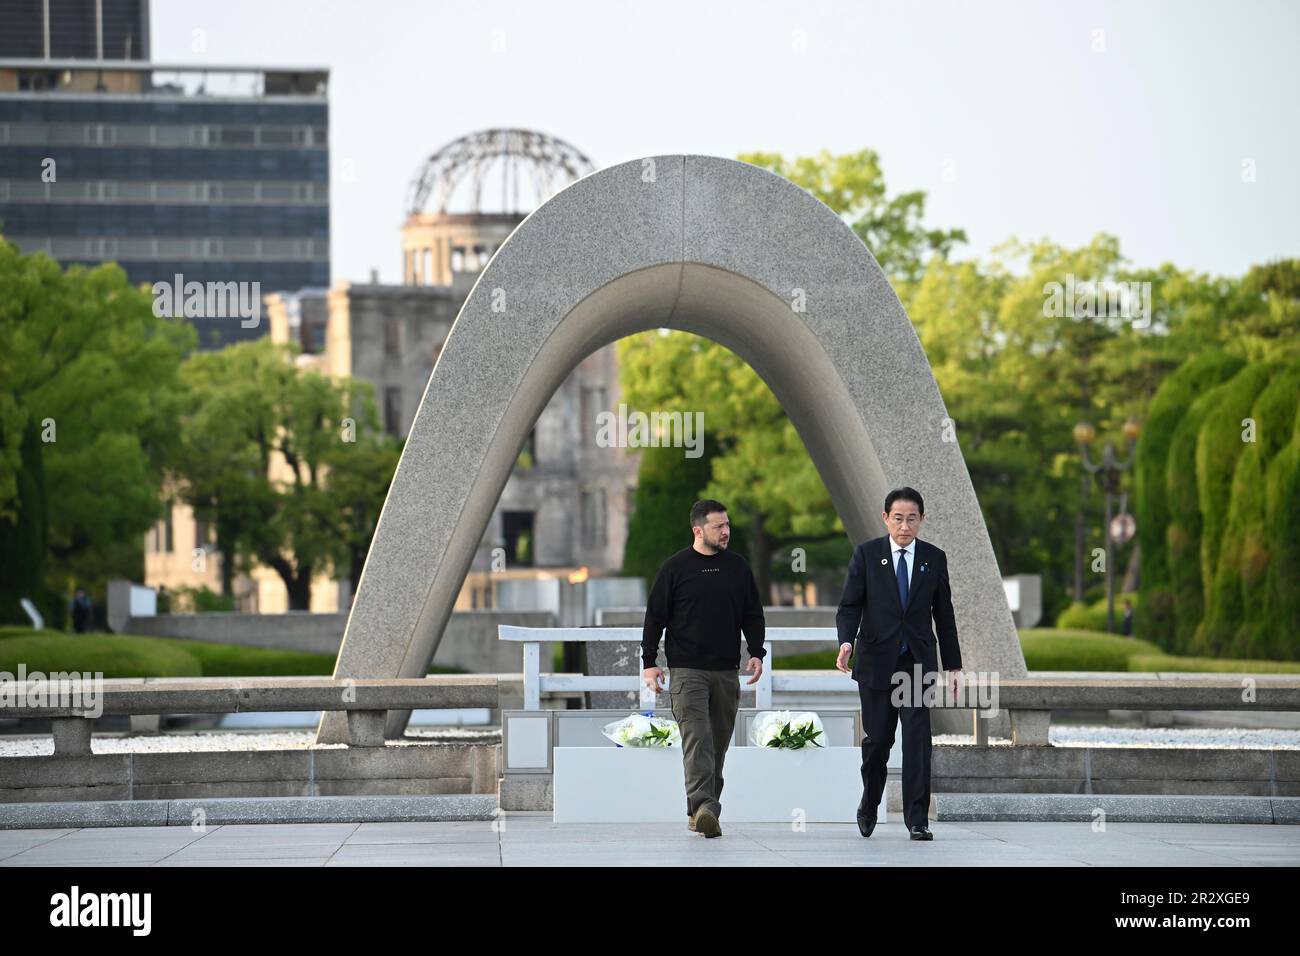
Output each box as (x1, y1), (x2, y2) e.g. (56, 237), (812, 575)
(835, 535), (962, 690)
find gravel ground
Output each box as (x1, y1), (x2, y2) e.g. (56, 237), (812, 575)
(2, 724), (1296, 757)
(937, 725), (1300, 748)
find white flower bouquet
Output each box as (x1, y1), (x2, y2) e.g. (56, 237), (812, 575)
(602, 713), (681, 748)
(751, 710), (825, 749)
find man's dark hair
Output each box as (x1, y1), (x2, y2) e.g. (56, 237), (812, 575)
(690, 499), (727, 528)
(884, 486), (924, 516)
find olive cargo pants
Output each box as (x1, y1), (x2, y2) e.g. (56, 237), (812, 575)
(669, 667), (740, 819)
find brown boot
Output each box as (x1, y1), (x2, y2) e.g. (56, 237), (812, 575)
(694, 807), (721, 838)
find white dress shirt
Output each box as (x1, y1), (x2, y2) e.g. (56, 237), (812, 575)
(890, 537), (916, 588)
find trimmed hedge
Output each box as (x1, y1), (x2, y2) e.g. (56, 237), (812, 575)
(1055, 592), (1139, 633)
(1264, 401), (1300, 660)
(772, 629), (1165, 673)
(1136, 352), (1245, 593)
(1137, 352), (1300, 662)
(0, 632), (204, 679)
(1200, 361), (1300, 657)
(1128, 653), (1300, 674)
(1018, 629), (1164, 671)
(0, 628), (465, 678)
(1165, 379), (1233, 653)
(1190, 362), (1278, 655)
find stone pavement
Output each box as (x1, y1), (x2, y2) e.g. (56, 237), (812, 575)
(2, 814), (1296, 866)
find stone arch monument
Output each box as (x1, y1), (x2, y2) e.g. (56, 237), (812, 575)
(316, 155), (1024, 744)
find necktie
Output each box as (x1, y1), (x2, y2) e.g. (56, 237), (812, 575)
(897, 549), (909, 654)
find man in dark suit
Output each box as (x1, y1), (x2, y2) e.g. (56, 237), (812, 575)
(835, 486), (963, 841)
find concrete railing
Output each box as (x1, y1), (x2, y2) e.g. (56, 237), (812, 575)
(2, 676), (498, 754)
(119, 608), (559, 672)
(502, 624), (863, 711)
(500, 625), (1300, 745)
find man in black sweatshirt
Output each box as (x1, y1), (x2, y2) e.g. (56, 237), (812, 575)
(641, 499), (766, 838)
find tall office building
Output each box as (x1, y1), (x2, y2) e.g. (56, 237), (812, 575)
(0, 0), (149, 61)
(0, 1), (329, 347)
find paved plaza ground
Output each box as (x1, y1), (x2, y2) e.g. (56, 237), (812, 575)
(1, 815), (1295, 867)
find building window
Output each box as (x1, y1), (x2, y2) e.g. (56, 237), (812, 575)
(451, 246), (466, 272)
(502, 511), (534, 567)
(155, 511), (173, 553)
(385, 317), (402, 357)
(582, 487), (607, 548)
(596, 488), (607, 546)
(384, 387), (403, 436)
(300, 317), (318, 354)
(581, 385), (608, 444)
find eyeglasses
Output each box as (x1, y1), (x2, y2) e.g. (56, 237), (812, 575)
(887, 515), (921, 526)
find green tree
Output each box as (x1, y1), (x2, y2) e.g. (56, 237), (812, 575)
(1238, 260), (1300, 362)
(617, 328), (840, 599)
(738, 149), (966, 284)
(0, 415), (60, 626)
(906, 235), (1161, 620)
(0, 239), (193, 602)
(619, 149), (966, 598)
(173, 339), (393, 609)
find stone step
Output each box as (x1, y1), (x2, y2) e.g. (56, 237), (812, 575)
(0, 794), (498, 829)
(935, 793), (1300, 824)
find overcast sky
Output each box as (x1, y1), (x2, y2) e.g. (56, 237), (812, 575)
(150, 0), (1298, 285)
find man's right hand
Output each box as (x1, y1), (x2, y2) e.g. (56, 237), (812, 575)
(835, 642), (853, 674)
(643, 667), (665, 694)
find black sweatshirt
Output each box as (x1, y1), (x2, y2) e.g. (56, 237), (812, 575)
(641, 546), (767, 670)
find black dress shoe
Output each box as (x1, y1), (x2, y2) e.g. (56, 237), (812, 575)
(909, 825), (933, 841)
(856, 802), (876, 837)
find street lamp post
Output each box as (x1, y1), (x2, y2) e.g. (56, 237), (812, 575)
(1075, 419), (1141, 633)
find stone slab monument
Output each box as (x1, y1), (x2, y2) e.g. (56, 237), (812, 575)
(317, 155), (1027, 744)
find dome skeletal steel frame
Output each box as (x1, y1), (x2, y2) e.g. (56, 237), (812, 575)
(405, 128), (595, 216)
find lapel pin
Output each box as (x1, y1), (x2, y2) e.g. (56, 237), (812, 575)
(880, 558), (888, 565)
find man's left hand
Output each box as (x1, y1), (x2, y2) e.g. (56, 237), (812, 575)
(744, 656), (763, 685)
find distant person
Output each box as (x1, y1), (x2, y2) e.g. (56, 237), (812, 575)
(1121, 599), (1134, 636)
(641, 499), (766, 839)
(70, 587), (93, 633)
